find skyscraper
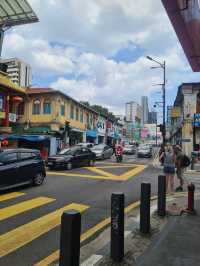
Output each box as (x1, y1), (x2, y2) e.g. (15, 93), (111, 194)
(125, 101), (142, 123)
(141, 96), (149, 124)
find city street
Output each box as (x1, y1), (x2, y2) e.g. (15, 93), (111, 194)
(0, 155), (159, 266)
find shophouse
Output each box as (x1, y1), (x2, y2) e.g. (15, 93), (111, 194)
(0, 71), (26, 138)
(172, 83), (200, 156)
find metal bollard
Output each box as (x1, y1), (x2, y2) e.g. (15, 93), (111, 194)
(158, 175), (166, 217)
(140, 183), (151, 234)
(59, 210), (81, 266)
(110, 192), (125, 262)
(187, 183), (195, 213)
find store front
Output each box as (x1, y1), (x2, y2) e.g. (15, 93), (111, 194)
(0, 72), (25, 133)
(69, 128), (85, 146)
(86, 129), (97, 143)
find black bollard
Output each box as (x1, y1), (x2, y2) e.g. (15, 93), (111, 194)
(158, 175), (166, 217)
(110, 192), (125, 262)
(59, 210), (81, 266)
(140, 183), (151, 234)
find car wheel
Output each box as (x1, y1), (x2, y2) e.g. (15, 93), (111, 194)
(66, 162), (72, 170)
(33, 173), (45, 186)
(88, 160), (95, 167)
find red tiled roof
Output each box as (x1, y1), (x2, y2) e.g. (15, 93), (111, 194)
(26, 88), (54, 94)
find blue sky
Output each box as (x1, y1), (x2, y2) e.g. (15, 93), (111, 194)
(2, 0), (200, 115)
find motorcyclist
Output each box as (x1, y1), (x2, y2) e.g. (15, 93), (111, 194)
(115, 143), (123, 162)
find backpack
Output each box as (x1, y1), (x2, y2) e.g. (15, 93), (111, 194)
(181, 155), (190, 167)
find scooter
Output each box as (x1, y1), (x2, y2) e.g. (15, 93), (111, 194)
(116, 150), (123, 163)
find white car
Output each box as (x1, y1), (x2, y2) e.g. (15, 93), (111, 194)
(76, 143), (94, 149)
(91, 144), (113, 160)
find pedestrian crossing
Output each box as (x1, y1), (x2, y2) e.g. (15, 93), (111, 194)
(0, 191), (89, 260)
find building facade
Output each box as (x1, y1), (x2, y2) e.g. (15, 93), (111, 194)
(1, 58), (32, 87)
(141, 96), (149, 124)
(171, 83), (200, 156)
(126, 101), (142, 124)
(148, 111), (157, 124)
(0, 71), (26, 135)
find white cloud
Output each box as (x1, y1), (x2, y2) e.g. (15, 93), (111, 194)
(2, 0), (200, 114)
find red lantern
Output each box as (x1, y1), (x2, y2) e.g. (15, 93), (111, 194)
(2, 139), (8, 146)
(13, 96), (23, 105)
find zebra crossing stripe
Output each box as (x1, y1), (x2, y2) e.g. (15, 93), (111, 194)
(0, 192), (26, 202)
(0, 203), (89, 257)
(0, 197), (55, 221)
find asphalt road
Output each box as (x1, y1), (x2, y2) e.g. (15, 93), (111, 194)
(0, 155), (160, 266)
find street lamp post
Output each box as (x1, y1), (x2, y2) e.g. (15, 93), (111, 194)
(146, 56), (166, 145)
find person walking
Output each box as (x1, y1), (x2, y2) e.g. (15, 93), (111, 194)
(160, 145), (176, 194)
(175, 145), (185, 192)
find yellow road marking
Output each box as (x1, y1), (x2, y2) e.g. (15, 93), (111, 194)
(0, 203), (89, 257)
(0, 197), (55, 221)
(47, 164), (147, 181)
(0, 192), (26, 202)
(35, 198), (152, 266)
(119, 165), (147, 181)
(93, 165), (135, 169)
(84, 167), (117, 178)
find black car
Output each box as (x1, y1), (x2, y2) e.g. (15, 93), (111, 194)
(0, 148), (46, 190)
(47, 146), (96, 170)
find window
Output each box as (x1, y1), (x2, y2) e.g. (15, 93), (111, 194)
(70, 105), (74, 119)
(60, 104), (65, 116)
(76, 107), (79, 121)
(18, 102), (24, 115)
(20, 152), (33, 160)
(43, 100), (51, 114)
(33, 99), (40, 115)
(0, 153), (18, 164)
(80, 110), (83, 123)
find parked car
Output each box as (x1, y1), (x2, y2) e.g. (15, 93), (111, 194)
(0, 148), (46, 190)
(123, 144), (135, 155)
(137, 146), (152, 158)
(47, 146), (96, 170)
(91, 144), (113, 160)
(76, 142), (94, 149)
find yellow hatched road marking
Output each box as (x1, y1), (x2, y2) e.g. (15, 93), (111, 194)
(35, 200), (146, 266)
(0, 197), (55, 221)
(0, 203), (89, 257)
(0, 192), (26, 202)
(95, 165), (135, 169)
(119, 165), (147, 181)
(84, 167), (117, 178)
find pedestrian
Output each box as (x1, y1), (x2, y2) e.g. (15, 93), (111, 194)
(175, 145), (185, 192)
(159, 144), (165, 166)
(160, 145), (176, 194)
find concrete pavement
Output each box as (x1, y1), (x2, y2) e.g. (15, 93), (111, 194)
(0, 156), (157, 266)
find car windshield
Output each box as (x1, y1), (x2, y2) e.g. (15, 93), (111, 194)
(93, 145), (105, 150)
(59, 147), (78, 155)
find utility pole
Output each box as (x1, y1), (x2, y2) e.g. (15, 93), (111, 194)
(146, 56), (166, 146)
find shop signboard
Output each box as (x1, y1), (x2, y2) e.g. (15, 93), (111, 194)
(171, 107), (181, 118)
(0, 111), (5, 119)
(96, 117), (106, 135)
(162, 0), (200, 72)
(9, 113), (17, 122)
(193, 113), (200, 126)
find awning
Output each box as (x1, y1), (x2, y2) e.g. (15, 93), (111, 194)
(8, 135), (49, 142)
(86, 130), (97, 138)
(161, 0), (200, 72)
(0, 72), (26, 94)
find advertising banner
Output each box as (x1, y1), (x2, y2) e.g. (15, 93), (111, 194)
(162, 0), (200, 71)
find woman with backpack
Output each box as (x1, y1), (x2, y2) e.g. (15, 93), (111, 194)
(160, 145), (176, 194)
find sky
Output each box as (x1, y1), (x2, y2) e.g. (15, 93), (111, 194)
(2, 0), (200, 116)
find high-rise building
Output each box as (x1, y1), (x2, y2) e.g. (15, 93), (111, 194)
(125, 101), (142, 123)
(1, 58), (32, 87)
(148, 111), (157, 124)
(141, 96), (149, 124)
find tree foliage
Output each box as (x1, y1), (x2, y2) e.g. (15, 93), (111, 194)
(80, 101), (116, 121)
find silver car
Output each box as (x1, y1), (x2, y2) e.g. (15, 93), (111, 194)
(91, 144), (113, 160)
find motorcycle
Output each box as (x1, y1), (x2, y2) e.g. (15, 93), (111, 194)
(116, 150), (123, 163)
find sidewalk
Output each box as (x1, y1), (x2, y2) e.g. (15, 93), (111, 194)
(137, 200), (200, 266)
(80, 193), (199, 266)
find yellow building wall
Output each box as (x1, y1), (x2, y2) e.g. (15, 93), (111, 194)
(18, 93), (96, 131)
